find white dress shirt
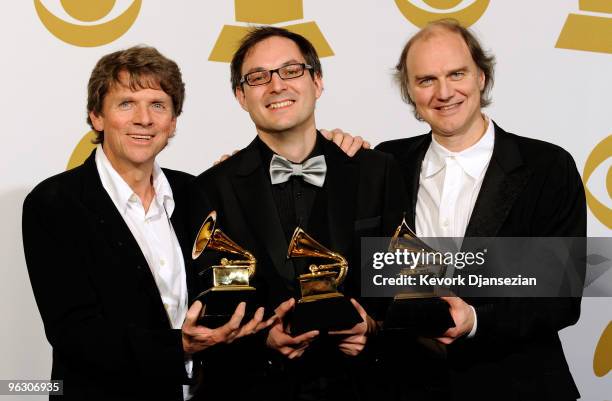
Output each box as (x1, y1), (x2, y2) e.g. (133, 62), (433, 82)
(415, 117), (495, 338)
(95, 146), (193, 398)
(416, 118), (494, 239)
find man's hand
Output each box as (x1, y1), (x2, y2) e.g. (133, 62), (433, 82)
(434, 296), (475, 345)
(320, 128), (370, 157)
(213, 150), (239, 166)
(181, 301), (275, 355)
(328, 298), (376, 356)
(213, 128), (369, 164)
(266, 298), (319, 359)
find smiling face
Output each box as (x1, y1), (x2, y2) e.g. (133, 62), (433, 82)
(89, 70), (176, 173)
(235, 36), (323, 137)
(406, 28), (485, 147)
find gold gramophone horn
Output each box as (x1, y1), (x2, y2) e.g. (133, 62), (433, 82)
(389, 216), (433, 252)
(287, 227), (347, 286)
(388, 215), (447, 299)
(192, 210), (255, 277)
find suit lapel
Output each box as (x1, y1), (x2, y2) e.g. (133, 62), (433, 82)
(322, 138), (359, 255)
(80, 151), (170, 323)
(464, 124), (531, 237)
(167, 175), (198, 300)
(230, 139), (295, 283)
(401, 136), (430, 231)
(169, 190), (190, 264)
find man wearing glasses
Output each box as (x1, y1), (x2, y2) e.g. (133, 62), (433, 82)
(189, 26), (406, 401)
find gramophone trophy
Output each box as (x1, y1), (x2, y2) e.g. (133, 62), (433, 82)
(192, 211), (257, 328)
(384, 217), (454, 336)
(286, 227), (362, 335)
(388, 217), (449, 297)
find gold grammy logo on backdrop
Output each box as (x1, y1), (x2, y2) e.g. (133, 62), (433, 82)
(209, 0), (333, 63)
(67, 131), (96, 170)
(594, 321), (611, 377)
(394, 0), (490, 28)
(556, 0), (612, 54)
(583, 135), (612, 229)
(34, 0), (142, 47)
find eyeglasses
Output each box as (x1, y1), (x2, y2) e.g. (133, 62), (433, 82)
(240, 63), (313, 87)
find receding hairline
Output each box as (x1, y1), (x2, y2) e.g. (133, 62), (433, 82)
(404, 25), (477, 81)
(407, 24), (468, 58)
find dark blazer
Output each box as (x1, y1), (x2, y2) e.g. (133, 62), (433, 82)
(376, 123), (586, 401)
(191, 135), (406, 313)
(189, 134), (407, 400)
(22, 151), (196, 401)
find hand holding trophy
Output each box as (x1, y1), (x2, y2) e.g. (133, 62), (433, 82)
(192, 210), (257, 328)
(265, 298), (320, 360)
(286, 227), (362, 335)
(383, 217), (454, 337)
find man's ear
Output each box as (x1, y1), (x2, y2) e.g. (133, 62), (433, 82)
(169, 116), (177, 138)
(478, 69), (485, 91)
(235, 87), (249, 112)
(89, 111), (104, 132)
(313, 73), (324, 99)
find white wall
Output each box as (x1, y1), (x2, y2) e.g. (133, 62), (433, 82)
(1, 1), (610, 399)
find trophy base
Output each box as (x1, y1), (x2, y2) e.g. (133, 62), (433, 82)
(384, 296), (454, 337)
(289, 294), (363, 335)
(194, 286), (257, 328)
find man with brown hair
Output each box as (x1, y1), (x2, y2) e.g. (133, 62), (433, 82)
(190, 26), (406, 401)
(375, 20), (586, 400)
(22, 46), (272, 401)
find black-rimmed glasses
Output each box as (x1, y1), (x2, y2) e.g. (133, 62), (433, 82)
(240, 63), (313, 87)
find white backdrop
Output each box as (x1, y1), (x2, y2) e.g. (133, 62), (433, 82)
(1, 1), (610, 399)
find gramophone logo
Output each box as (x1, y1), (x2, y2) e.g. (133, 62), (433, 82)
(67, 131), (97, 170)
(556, 0), (612, 54)
(394, 0), (490, 28)
(34, 0), (142, 47)
(209, 0), (333, 63)
(583, 135), (612, 229)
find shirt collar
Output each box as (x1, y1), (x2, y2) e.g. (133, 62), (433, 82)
(422, 116), (495, 179)
(153, 162), (175, 217)
(95, 144), (175, 217)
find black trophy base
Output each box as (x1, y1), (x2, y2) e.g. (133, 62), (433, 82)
(289, 295), (363, 336)
(384, 297), (454, 337)
(194, 287), (257, 328)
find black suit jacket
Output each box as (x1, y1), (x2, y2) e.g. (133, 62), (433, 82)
(189, 134), (407, 400)
(376, 123), (586, 401)
(191, 135), (406, 313)
(22, 151), (196, 401)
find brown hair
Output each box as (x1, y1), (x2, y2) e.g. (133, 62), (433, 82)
(394, 19), (495, 120)
(230, 26), (322, 93)
(86, 45), (185, 143)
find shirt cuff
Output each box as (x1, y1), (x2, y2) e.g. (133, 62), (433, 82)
(466, 305), (477, 339)
(184, 357), (193, 379)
